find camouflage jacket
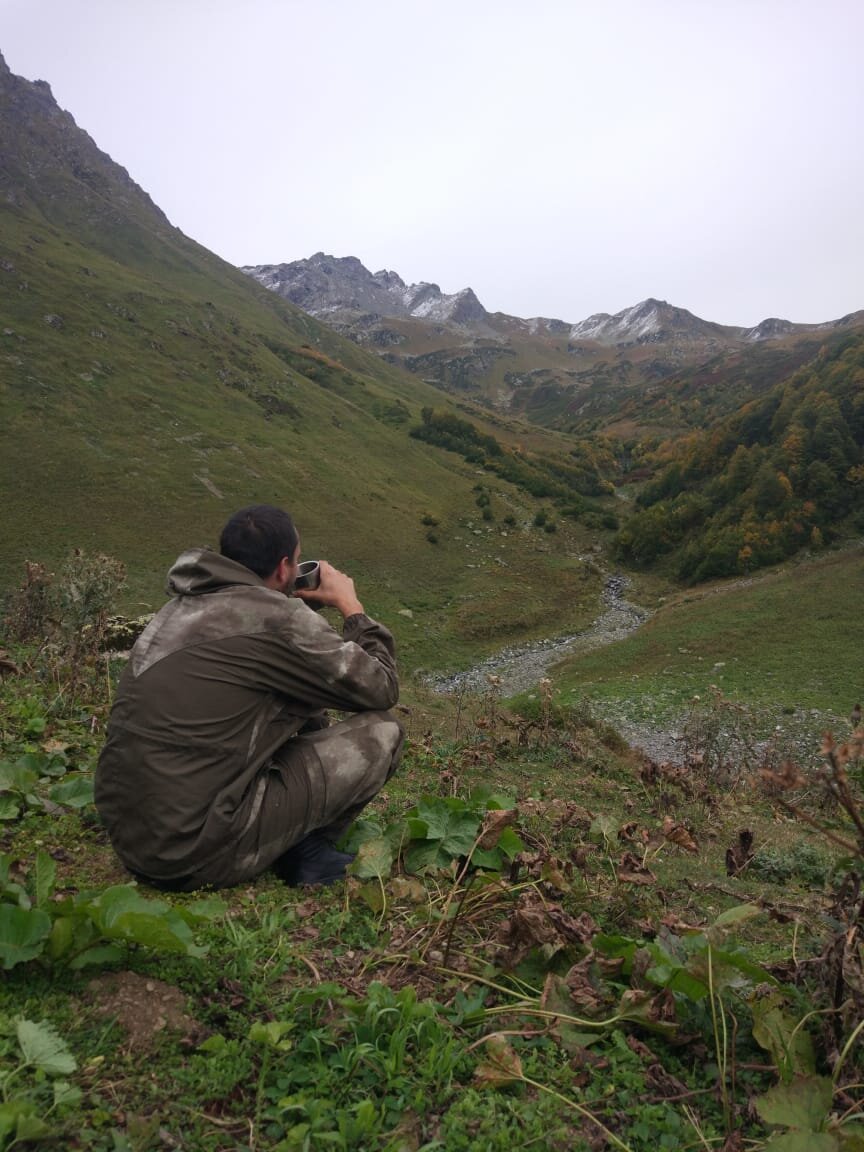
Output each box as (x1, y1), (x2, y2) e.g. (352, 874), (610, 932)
(95, 549), (398, 881)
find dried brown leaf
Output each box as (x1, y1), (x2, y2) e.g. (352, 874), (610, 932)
(477, 809), (516, 849)
(616, 852), (656, 886)
(496, 893), (595, 967)
(661, 816), (698, 854)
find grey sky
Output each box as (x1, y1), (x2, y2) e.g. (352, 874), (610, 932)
(2, 0), (862, 326)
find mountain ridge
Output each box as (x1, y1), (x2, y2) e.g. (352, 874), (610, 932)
(242, 252), (862, 346)
(241, 253), (864, 431)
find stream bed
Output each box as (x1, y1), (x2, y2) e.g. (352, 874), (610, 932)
(428, 574), (651, 699)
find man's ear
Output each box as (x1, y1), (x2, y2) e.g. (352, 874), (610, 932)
(278, 556), (295, 584)
(264, 555), (295, 590)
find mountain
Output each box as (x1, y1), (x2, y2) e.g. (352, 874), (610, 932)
(0, 50), (611, 669)
(242, 253), (493, 330)
(243, 255), (864, 434)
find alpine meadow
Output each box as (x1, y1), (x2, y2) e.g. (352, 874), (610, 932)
(2, 47), (864, 1152)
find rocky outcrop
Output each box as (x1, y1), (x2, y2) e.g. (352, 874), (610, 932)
(241, 252), (493, 331)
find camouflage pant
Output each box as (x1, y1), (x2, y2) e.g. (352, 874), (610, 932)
(194, 710), (404, 888)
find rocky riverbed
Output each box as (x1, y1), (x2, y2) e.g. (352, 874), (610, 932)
(428, 574), (650, 699)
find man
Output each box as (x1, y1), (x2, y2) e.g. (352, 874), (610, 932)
(95, 505), (403, 890)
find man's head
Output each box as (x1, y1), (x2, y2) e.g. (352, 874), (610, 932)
(220, 505), (300, 590)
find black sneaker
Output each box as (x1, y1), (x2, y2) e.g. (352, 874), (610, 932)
(273, 832), (355, 887)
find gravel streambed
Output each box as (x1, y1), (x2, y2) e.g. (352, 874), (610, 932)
(428, 574), (650, 699)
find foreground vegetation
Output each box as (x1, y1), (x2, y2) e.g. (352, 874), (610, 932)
(2, 556), (864, 1150)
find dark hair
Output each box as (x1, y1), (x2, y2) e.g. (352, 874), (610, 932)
(219, 505), (298, 579)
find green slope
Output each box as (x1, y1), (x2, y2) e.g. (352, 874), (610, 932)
(544, 545), (864, 726)
(0, 51), (613, 673)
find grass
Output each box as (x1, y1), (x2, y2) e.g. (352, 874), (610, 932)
(539, 544), (864, 744)
(2, 623), (863, 1152)
(0, 196), (619, 675)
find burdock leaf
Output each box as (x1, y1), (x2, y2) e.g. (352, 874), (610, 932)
(347, 836), (393, 881)
(16, 1019), (77, 1076)
(764, 1134), (838, 1151)
(0, 906), (51, 968)
(49, 775), (95, 809)
(0, 796), (20, 821)
(712, 904), (762, 930)
(755, 1075), (833, 1132)
(15, 1111), (54, 1142)
(404, 838), (449, 874)
(474, 1035), (524, 1087)
(356, 881), (385, 912)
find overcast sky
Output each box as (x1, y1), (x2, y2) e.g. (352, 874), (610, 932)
(2, 0), (862, 326)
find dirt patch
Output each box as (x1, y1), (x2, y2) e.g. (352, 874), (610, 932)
(87, 971), (207, 1053)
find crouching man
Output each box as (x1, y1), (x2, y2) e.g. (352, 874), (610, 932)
(95, 504), (403, 890)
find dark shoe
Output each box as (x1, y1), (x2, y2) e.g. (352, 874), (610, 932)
(273, 832), (355, 887)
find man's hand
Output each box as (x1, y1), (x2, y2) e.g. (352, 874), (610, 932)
(294, 561), (364, 619)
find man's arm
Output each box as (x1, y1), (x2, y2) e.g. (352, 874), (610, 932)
(271, 563), (399, 712)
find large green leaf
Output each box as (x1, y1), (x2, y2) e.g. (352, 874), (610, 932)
(755, 1075), (833, 1132)
(709, 903), (762, 934)
(0, 797), (20, 822)
(647, 960), (709, 1002)
(440, 810), (483, 856)
(765, 1134), (838, 1151)
(404, 838), (451, 875)
(68, 944), (125, 970)
(0, 761), (38, 794)
(348, 837), (394, 881)
(497, 826), (525, 859)
(338, 818), (384, 853)
(89, 886), (206, 956)
(470, 846), (506, 871)
(49, 775), (95, 809)
(0, 1100), (46, 1144)
(0, 906), (51, 969)
(410, 797), (473, 841)
(53, 1080), (83, 1109)
(16, 1019), (77, 1075)
(48, 914), (85, 961)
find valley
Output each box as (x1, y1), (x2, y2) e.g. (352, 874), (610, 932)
(2, 43), (864, 1152)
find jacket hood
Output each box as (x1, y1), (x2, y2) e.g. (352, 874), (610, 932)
(167, 549), (267, 596)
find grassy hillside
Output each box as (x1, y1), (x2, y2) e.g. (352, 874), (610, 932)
(0, 54), (619, 674)
(541, 544), (864, 740)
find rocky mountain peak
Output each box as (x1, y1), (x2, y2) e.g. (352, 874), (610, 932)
(241, 254), (492, 330)
(372, 268), (407, 292)
(744, 317), (795, 341)
(568, 298), (725, 346)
